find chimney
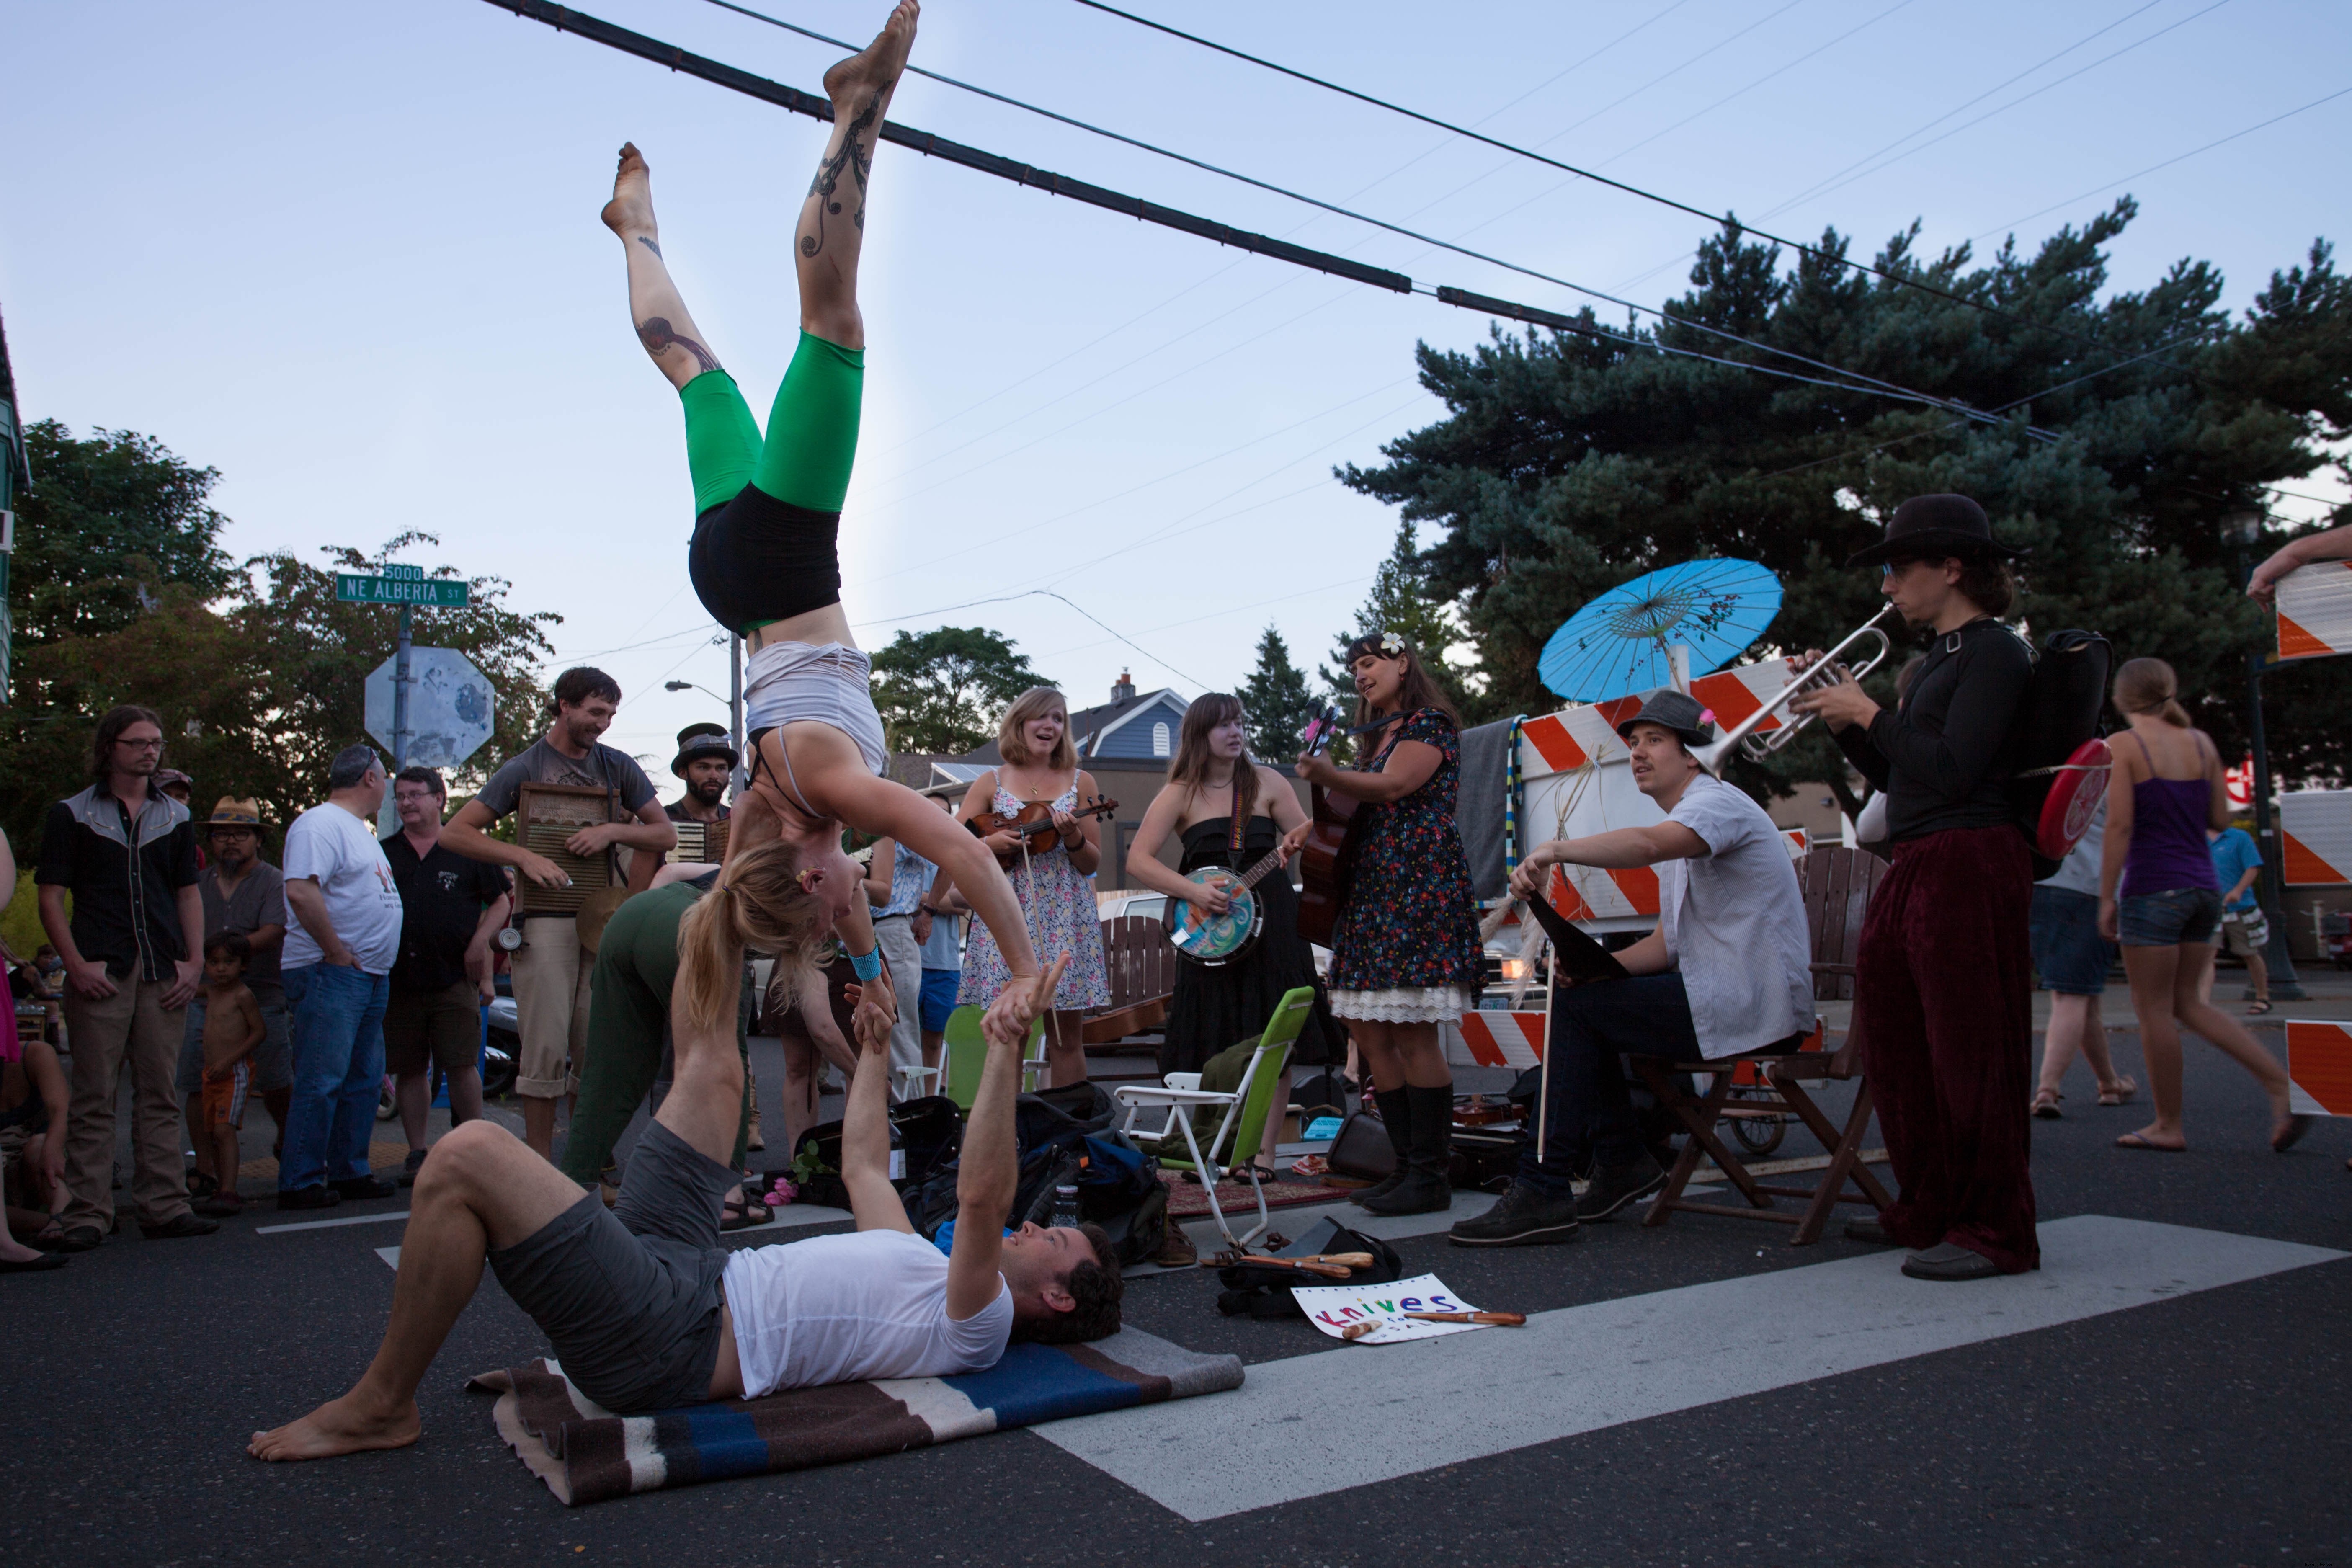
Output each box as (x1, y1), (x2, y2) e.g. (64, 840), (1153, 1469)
(1111, 669), (1135, 702)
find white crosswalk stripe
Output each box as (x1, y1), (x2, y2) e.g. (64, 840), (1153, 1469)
(1039, 1215), (2344, 1520)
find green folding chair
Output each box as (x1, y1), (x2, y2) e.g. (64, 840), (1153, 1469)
(1113, 985), (1315, 1249)
(941, 1004), (1048, 1111)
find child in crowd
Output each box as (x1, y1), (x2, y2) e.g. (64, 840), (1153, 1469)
(199, 934), (266, 1216)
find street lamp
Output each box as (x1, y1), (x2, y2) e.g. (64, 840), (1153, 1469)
(664, 679), (726, 704)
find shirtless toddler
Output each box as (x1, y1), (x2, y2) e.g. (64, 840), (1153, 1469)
(198, 934), (266, 1215)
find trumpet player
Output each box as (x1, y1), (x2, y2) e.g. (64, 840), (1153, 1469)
(1789, 494), (2035, 1283)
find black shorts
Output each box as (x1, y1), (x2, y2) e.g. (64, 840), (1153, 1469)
(485, 1121), (733, 1413)
(688, 484), (842, 634)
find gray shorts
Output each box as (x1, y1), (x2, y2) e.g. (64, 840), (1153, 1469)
(486, 1119), (734, 1414)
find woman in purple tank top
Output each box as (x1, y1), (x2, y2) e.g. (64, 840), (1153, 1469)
(2097, 659), (2306, 1154)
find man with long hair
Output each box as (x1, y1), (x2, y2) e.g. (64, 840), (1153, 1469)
(1791, 494), (2037, 1281)
(36, 705), (215, 1248)
(245, 869), (1115, 1463)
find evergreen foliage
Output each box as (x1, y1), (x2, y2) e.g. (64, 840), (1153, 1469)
(1339, 203), (2352, 803)
(1238, 624), (1320, 760)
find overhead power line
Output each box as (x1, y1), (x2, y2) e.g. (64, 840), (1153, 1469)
(599, 0), (2055, 435)
(1067, 0), (2164, 356)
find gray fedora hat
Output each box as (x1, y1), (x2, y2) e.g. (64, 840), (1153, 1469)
(1843, 493), (2023, 569)
(1614, 689), (1715, 749)
(671, 722), (740, 778)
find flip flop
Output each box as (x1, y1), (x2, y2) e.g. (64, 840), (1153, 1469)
(2272, 1114), (2313, 1154)
(2115, 1132), (2184, 1152)
(720, 1193), (774, 1231)
(2097, 1078), (2138, 1106)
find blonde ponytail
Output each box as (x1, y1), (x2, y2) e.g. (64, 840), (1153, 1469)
(675, 838), (830, 1034)
(2114, 657), (2192, 728)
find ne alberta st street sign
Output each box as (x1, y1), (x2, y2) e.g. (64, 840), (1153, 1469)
(336, 564), (469, 608)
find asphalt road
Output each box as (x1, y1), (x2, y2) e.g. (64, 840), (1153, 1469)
(8, 1024), (2346, 1568)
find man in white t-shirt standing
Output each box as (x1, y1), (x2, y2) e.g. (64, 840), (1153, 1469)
(249, 939), (1123, 1462)
(276, 746), (406, 1212)
(1451, 690), (1814, 1249)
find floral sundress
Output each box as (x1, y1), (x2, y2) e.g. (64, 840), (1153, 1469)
(1325, 707), (1484, 1023)
(956, 779), (1113, 1011)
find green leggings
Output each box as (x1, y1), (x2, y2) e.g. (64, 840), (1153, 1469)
(679, 330), (864, 516)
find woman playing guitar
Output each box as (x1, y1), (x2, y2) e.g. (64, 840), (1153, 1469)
(944, 689), (1114, 1086)
(1284, 632), (1483, 1216)
(1124, 694), (1336, 1180)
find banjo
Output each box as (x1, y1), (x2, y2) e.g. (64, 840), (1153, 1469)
(1161, 841), (1292, 968)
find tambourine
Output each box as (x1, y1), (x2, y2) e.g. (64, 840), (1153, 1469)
(2035, 737), (2112, 859)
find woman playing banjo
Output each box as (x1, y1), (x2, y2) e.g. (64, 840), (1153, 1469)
(1124, 694), (1335, 1181)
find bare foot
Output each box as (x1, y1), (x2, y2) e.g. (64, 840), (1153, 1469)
(600, 142), (656, 240)
(2116, 1124), (2187, 1152)
(248, 1391), (421, 1462)
(822, 0), (918, 104)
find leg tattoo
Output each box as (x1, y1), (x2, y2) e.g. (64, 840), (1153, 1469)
(638, 316), (719, 374)
(637, 235), (663, 259)
(801, 90), (883, 259)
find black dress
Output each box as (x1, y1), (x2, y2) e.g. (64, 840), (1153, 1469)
(1157, 814), (1338, 1077)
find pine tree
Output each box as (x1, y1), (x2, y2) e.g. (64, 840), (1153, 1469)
(1238, 624), (1319, 759)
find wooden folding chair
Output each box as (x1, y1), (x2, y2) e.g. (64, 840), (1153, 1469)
(1081, 916), (1177, 1045)
(1635, 846), (1894, 1245)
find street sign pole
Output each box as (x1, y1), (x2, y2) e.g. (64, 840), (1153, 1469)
(394, 603), (413, 771)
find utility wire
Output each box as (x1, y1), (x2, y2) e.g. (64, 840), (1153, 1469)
(1971, 84), (2352, 242)
(687, 0), (2050, 436)
(1068, 0), (2178, 356)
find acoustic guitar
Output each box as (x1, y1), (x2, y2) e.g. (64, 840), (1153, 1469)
(965, 794), (1119, 867)
(1292, 705), (1362, 949)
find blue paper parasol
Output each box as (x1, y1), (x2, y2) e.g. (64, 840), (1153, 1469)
(1537, 558), (1783, 703)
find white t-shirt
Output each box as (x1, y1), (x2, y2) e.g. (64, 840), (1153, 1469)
(280, 802), (404, 975)
(1658, 774), (1815, 1060)
(722, 1228), (1014, 1398)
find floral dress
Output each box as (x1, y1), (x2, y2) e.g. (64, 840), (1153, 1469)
(957, 779), (1113, 1011)
(1325, 708), (1484, 1024)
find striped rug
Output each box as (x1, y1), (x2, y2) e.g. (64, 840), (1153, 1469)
(471, 1328), (1243, 1505)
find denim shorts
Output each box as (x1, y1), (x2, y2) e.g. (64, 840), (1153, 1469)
(2030, 885), (2115, 994)
(2117, 886), (2223, 948)
(920, 968), (960, 1034)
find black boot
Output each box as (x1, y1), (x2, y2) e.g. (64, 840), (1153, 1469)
(1361, 1085), (1454, 1216)
(1348, 1089), (1414, 1207)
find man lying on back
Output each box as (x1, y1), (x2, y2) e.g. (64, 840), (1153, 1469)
(249, 849), (1119, 1461)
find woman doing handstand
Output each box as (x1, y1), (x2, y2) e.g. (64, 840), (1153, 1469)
(600, 0), (1052, 1045)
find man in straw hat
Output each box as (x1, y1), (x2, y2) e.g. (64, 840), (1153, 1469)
(1452, 691), (1813, 1249)
(1790, 493), (2038, 1282)
(177, 796), (294, 1212)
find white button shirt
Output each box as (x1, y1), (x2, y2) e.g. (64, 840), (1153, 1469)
(1656, 774), (1815, 1060)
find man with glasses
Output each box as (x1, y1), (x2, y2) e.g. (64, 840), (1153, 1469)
(176, 798), (294, 1210)
(35, 706), (217, 1249)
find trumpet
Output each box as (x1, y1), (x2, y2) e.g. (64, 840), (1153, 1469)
(1703, 606), (1897, 774)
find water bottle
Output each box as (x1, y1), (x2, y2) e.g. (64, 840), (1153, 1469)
(1052, 1156), (1082, 1229)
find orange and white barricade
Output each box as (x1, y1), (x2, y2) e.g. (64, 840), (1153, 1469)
(2275, 560), (2352, 660)
(2280, 791), (2352, 886)
(2287, 1021), (2352, 1118)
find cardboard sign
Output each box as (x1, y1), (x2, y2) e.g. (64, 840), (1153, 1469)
(1291, 1273), (1495, 1346)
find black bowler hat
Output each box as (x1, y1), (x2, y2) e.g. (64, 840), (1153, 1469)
(1614, 689), (1716, 750)
(671, 722), (739, 778)
(1843, 493), (2023, 569)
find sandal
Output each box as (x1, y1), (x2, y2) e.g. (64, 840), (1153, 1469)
(2115, 1131), (2185, 1153)
(2246, 999), (2275, 1016)
(2097, 1077), (2138, 1107)
(2030, 1089), (2063, 1119)
(720, 1192), (774, 1232)
(1234, 1161), (1281, 1185)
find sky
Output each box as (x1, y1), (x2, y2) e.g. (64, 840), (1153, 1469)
(4, 0), (2347, 785)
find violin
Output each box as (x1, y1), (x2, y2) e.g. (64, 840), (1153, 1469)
(965, 795), (1119, 867)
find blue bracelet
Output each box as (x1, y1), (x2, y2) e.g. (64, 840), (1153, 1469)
(847, 944), (884, 983)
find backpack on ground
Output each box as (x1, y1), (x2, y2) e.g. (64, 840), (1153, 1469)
(1216, 1215), (1403, 1320)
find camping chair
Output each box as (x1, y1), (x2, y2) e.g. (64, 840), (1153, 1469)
(1112, 985), (1315, 1249)
(940, 1005), (1048, 1112)
(1635, 846), (1895, 1246)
